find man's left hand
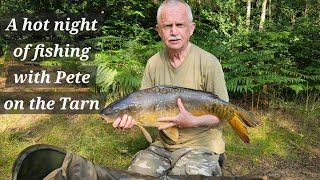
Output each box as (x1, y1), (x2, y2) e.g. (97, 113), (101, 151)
(157, 98), (221, 130)
(158, 98), (196, 130)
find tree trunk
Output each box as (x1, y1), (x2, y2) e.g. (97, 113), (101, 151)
(304, 0), (309, 17)
(268, 0), (272, 21)
(246, 0), (252, 30)
(259, 0), (268, 30)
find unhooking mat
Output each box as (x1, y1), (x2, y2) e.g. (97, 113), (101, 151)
(12, 144), (242, 180)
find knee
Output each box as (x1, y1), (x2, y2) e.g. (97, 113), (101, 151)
(128, 149), (170, 177)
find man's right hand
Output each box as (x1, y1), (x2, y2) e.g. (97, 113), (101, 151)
(112, 114), (136, 130)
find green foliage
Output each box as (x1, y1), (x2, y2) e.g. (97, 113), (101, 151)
(189, 0), (319, 102)
(223, 29), (319, 98)
(95, 39), (162, 98)
(95, 36), (124, 50)
(190, 0), (247, 36)
(100, 0), (158, 47)
(94, 50), (143, 98)
(191, 22), (229, 60)
(289, 18), (320, 92)
(0, 0), (319, 104)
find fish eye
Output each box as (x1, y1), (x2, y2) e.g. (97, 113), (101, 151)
(114, 108), (119, 113)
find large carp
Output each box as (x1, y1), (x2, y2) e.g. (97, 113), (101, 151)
(100, 86), (258, 143)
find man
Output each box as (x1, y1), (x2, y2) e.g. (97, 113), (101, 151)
(113, 0), (229, 177)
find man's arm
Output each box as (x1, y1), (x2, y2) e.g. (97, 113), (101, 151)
(205, 56), (229, 102)
(157, 98), (220, 130)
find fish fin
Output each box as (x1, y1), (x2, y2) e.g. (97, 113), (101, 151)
(163, 127), (179, 142)
(229, 114), (250, 143)
(136, 125), (153, 143)
(238, 109), (260, 127)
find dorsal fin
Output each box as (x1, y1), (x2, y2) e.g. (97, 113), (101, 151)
(144, 85), (223, 101)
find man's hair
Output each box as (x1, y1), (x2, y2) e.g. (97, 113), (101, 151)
(156, 0), (193, 24)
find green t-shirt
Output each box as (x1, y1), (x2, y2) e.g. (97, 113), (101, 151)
(141, 43), (229, 154)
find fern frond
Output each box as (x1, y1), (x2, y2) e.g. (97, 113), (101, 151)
(96, 66), (117, 92)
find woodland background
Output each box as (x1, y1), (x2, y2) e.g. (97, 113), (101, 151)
(0, 0), (319, 179)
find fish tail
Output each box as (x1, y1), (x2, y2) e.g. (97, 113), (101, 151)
(228, 114), (250, 143)
(237, 109), (259, 127)
(228, 108), (258, 143)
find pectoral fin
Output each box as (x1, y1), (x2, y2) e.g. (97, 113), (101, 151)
(163, 127), (179, 142)
(136, 125), (153, 143)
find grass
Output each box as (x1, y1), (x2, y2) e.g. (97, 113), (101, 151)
(223, 98), (320, 177)
(0, 114), (152, 179)
(0, 98), (319, 179)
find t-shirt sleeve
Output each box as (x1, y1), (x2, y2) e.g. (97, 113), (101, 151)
(205, 57), (229, 102)
(140, 61), (153, 90)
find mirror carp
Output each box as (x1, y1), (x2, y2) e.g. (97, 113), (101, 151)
(100, 86), (258, 143)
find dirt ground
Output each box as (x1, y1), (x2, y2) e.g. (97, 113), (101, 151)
(223, 148), (320, 180)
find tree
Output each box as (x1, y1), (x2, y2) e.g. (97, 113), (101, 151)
(259, 0), (268, 30)
(246, 0), (252, 30)
(268, 0), (272, 21)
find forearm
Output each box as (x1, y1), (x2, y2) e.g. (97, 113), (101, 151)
(191, 115), (220, 127)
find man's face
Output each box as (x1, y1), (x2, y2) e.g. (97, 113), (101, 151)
(156, 3), (195, 51)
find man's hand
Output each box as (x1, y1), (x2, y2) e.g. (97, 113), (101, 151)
(158, 98), (220, 130)
(113, 114), (136, 130)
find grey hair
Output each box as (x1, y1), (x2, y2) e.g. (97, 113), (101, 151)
(156, 0), (193, 24)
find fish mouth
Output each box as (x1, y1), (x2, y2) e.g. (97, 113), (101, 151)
(100, 114), (111, 123)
